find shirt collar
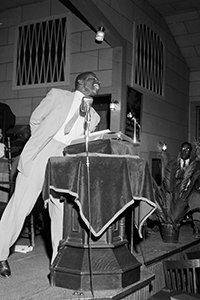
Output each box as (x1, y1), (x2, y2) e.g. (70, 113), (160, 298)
(180, 158), (190, 167)
(181, 158), (190, 163)
(75, 90), (84, 102)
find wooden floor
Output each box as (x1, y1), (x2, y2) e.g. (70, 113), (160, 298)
(50, 222), (200, 299)
(2, 222), (200, 300)
(132, 222), (200, 266)
(131, 222), (200, 300)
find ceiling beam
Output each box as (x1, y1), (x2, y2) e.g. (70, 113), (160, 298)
(59, 0), (126, 47)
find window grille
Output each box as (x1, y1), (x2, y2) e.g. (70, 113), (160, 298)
(134, 23), (164, 96)
(13, 15), (68, 89)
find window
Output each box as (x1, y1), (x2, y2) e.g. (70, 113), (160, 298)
(13, 15), (68, 89)
(134, 23), (164, 96)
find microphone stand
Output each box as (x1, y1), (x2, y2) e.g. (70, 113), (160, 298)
(84, 107), (90, 157)
(84, 106), (94, 298)
(132, 117), (141, 144)
(127, 112), (141, 144)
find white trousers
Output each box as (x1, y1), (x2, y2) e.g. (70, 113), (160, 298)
(0, 139), (64, 263)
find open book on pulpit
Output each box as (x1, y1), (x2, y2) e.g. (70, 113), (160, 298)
(69, 129), (134, 146)
(63, 129), (140, 156)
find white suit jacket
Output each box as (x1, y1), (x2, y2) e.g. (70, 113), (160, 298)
(18, 88), (100, 176)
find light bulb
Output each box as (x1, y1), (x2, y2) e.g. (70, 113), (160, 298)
(95, 27), (105, 43)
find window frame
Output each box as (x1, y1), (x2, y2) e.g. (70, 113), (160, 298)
(132, 22), (165, 97)
(12, 14), (69, 90)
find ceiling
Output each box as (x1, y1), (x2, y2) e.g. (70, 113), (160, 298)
(146, 0), (200, 71)
(0, 0), (47, 12)
(0, 0), (200, 71)
(0, 0), (45, 12)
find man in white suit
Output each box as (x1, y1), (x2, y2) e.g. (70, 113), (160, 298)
(0, 71), (101, 278)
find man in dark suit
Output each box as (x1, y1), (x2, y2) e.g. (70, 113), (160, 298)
(176, 142), (200, 238)
(176, 142), (193, 177)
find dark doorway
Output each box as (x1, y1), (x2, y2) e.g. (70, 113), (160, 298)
(125, 87), (142, 141)
(152, 158), (162, 186)
(93, 94), (111, 130)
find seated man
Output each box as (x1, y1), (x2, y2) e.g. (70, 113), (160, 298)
(176, 142), (200, 238)
(0, 128), (5, 158)
(175, 142), (193, 179)
(10, 126), (31, 184)
(10, 125), (30, 158)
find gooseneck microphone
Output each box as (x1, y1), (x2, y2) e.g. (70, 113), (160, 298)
(80, 96), (93, 117)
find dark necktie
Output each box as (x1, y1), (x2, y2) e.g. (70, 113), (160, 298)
(64, 108), (80, 135)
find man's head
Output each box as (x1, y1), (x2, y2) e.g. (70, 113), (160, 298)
(18, 126), (30, 141)
(180, 142), (192, 160)
(75, 72), (100, 97)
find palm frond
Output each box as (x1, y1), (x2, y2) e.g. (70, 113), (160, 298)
(152, 178), (169, 222)
(152, 158), (200, 225)
(169, 193), (188, 224)
(181, 169), (200, 199)
(180, 160), (197, 194)
(162, 160), (177, 192)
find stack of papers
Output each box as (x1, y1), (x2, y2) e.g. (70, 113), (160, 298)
(14, 245), (33, 253)
(70, 129), (135, 145)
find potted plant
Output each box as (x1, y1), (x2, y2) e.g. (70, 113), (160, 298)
(152, 155), (200, 243)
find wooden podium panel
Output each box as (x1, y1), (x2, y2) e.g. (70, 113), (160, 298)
(50, 200), (141, 291)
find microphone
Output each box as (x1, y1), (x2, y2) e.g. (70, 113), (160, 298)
(80, 96), (93, 117)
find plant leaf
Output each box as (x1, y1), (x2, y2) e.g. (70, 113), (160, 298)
(179, 160), (197, 195)
(162, 160), (177, 192)
(152, 158), (200, 225)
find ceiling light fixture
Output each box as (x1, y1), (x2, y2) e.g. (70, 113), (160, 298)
(95, 26), (105, 43)
(158, 142), (167, 152)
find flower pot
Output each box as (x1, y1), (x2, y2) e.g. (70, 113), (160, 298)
(160, 223), (180, 243)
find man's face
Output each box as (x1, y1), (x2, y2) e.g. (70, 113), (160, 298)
(180, 144), (191, 160)
(78, 74), (100, 97)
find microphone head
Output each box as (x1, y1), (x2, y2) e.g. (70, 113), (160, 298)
(83, 96), (93, 107)
(80, 96), (93, 117)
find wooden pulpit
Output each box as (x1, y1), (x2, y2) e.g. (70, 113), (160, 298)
(50, 200), (141, 290)
(43, 138), (156, 291)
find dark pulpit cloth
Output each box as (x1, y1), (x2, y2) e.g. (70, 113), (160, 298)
(43, 154), (157, 237)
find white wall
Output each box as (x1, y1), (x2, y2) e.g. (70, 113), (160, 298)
(0, 0), (190, 162)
